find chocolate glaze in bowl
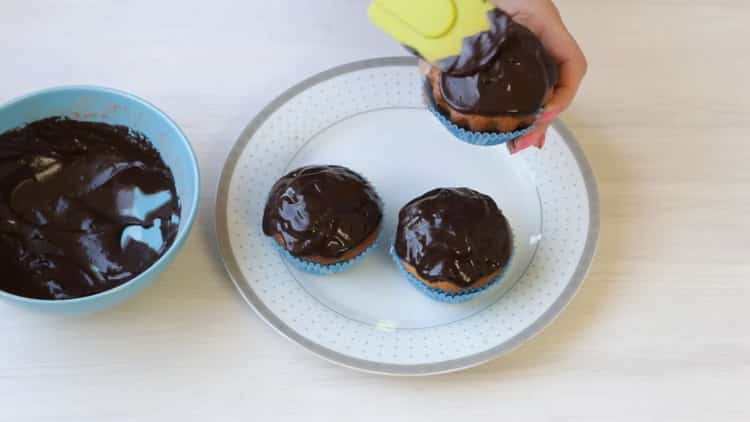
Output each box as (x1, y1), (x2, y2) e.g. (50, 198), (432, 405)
(0, 117), (181, 300)
(0, 86), (199, 313)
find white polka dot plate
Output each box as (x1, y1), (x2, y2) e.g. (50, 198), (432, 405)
(216, 57), (599, 375)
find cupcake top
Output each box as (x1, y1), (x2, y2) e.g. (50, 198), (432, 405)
(395, 188), (512, 287)
(434, 9), (558, 116)
(262, 165), (382, 259)
(0, 117), (180, 300)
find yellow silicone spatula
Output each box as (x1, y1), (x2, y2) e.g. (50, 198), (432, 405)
(368, 0), (494, 64)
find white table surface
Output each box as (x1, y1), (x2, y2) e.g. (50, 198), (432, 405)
(2, 1), (749, 421)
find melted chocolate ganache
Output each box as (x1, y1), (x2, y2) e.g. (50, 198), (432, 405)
(0, 117), (180, 300)
(262, 165), (382, 259)
(395, 188), (512, 287)
(433, 9), (558, 116)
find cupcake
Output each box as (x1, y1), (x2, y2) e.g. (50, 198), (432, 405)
(262, 165), (382, 274)
(393, 188), (513, 303)
(424, 9), (558, 145)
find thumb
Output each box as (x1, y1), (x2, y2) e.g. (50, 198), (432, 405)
(507, 124), (548, 154)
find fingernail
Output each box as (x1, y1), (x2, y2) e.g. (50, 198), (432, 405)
(523, 130), (544, 146)
(535, 134), (546, 149)
(508, 131), (542, 154)
(507, 139), (520, 154)
(539, 110), (559, 124)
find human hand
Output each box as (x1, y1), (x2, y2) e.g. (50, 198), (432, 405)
(490, 0), (587, 153)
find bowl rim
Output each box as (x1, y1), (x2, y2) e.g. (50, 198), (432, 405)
(0, 85), (201, 306)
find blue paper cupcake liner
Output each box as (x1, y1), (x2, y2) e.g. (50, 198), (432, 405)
(271, 228), (382, 275)
(390, 246), (514, 304)
(427, 102), (538, 146)
(423, 79), (539, 146)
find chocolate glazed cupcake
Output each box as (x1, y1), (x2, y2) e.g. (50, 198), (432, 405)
(262, 165), (382, 274)
(425, 9), (558, 144)
(393, 188), (513, 303)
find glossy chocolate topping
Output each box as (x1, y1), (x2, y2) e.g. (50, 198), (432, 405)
(0, 117), (180, 300)
(395, 188), (512, 287)
(262, 165), (382, 259)
(435, 9), (558, 116)
(434, 9), (512, 76)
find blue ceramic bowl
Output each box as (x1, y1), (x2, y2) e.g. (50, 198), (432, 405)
(0, 86), (200, 313)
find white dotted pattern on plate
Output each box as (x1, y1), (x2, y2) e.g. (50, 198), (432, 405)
(226, 66), (590, 366)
